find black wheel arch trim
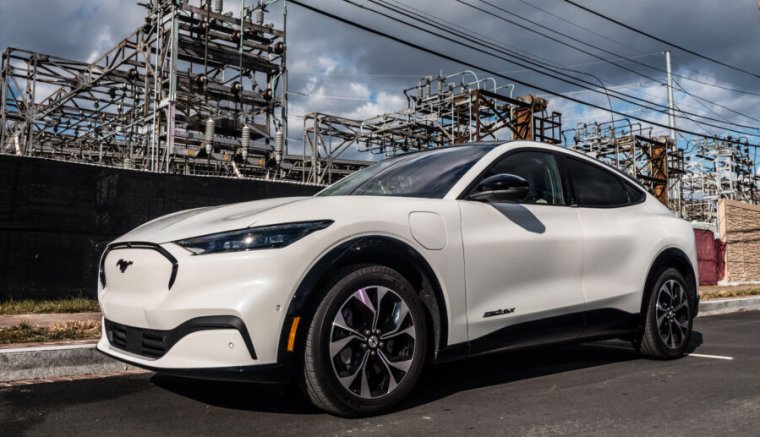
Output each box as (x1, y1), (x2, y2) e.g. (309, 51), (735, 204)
(276, 235), (449, 365)
(641, 246), (699, 316)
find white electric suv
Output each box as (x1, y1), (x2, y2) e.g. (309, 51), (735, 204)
(97, 141), (698, 416)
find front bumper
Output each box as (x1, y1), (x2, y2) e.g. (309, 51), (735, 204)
(102, 316), (257, 360)
(97, 317), (292, 383)
(97, 240), (315, 365)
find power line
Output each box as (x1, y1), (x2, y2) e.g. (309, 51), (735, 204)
(354, 0), (760, 135)
(560, 0), (760, 80)
(288, 0), (759, 146)
(512, 0), (649, 57)
(469, 0), (760, 98)
(673, 78), (760, 125)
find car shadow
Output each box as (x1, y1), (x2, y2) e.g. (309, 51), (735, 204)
(491, 203), (546, 234)
(150, 331), (704, 416)
(150, 373), (321, 414)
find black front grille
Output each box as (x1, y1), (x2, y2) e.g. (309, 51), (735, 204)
(104, 320), (168, 358)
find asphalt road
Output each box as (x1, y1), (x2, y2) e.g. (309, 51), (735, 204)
(2, 311), (759, 436)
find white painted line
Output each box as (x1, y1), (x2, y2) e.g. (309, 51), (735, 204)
(687, 353), (734, 361)
(0, 343), (96, 354)
(587, 344), (734, 361)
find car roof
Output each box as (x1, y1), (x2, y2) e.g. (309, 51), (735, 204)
(442, 140), (649, 199)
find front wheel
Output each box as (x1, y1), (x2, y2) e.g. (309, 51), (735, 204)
(301, 265), (427, 416)
(638, 268), (694, 359)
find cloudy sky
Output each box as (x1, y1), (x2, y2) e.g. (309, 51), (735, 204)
(2, 0), (760, 157)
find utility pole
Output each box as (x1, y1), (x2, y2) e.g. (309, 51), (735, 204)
(664, 50), (681, 216)
(664, 50), (677, 142)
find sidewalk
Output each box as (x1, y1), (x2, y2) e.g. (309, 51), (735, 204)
(0, 311), (135, 382)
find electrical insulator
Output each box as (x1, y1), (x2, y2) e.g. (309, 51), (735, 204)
(256, 6), (264, 25)
(214, 0), (223, 14)
(205, 143), (213, 156)
(205, 117), (215, 149)
(241, 124), (251, 158)
(195, 74), (206, 87)
(274, 129), (283, 165)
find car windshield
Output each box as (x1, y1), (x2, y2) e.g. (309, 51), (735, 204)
(317, 145), (496, 198)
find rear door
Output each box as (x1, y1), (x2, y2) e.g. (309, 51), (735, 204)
(459, 150), (587, 353)
(562, 155), (661, 334)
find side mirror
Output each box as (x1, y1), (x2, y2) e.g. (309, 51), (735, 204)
(468, 173), (530, 202)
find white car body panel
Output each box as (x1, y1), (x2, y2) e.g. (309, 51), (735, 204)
(459, 201), (585, 341)
(576, 200), (667, 314)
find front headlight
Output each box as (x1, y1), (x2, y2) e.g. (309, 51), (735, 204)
(174, 220), (333, 255)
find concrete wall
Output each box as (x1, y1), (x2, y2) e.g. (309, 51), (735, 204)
(0, 155), (320, 299)
(718, 199), (760, 282)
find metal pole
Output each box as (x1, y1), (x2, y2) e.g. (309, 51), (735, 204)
(664, 50), (676, 142)
(150, 5), (161, 172)
(0, 51), (8, 152)
(166, 4), (179, 173)
(282, 0), (288, 178)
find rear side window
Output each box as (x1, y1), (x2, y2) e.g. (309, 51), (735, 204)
(565, 158), (641, 207)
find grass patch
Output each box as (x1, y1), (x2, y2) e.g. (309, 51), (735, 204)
(701, 287), (760, 300)
(0, 298), (100, 315)
(0, 321), (101, 344)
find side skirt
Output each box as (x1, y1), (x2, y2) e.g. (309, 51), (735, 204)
(435, 308), (642, 363)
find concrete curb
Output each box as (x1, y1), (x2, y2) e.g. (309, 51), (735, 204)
(698, 296), (760, 317)
(1, 298), (759, 384)
(0, 343), (139, 382)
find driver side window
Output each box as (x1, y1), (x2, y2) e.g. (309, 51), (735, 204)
(483, 151), (565, 205)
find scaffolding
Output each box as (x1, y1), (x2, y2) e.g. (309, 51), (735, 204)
(302, 73), (562, 184)
(1, 0), (291, 178)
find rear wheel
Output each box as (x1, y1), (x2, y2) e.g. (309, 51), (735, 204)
(301, 265), (427, 416)
(638, 268), (693, 359)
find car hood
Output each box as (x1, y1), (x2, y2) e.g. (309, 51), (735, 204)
(113, 196), (312, 243)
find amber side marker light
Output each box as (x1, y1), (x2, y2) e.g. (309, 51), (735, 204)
(287, 316), (301, 352)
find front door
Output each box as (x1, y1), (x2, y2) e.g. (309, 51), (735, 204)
(459, 150), (586, 354)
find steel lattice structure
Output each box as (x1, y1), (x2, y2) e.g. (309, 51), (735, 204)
(1, 0), (291, 179)
(680, 137), (758, 226)
(302, 73), (562, 185)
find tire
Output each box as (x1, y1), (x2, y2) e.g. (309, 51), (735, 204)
(301, 265), (428, 416)
(638, 268), (694, 359)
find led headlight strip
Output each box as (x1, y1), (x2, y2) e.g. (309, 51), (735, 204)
(174, 220), (333, 255)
